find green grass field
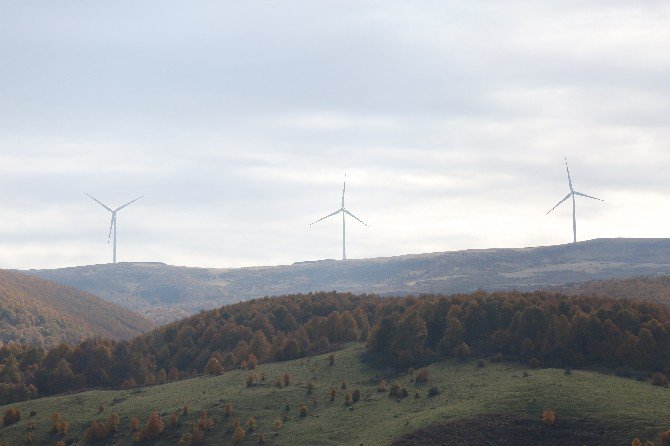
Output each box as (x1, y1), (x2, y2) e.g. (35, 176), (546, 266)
(1, 344), (668, 445)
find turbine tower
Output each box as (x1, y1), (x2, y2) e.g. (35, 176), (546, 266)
(86, 193), (143, 264)
(547, 158), (602, 243)
(310, 176), (368, 260)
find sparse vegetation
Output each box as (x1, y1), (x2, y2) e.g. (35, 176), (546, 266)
(542, 409), (556, 426)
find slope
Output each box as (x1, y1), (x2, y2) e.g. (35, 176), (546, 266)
(0, 345), (666, 445)
(25, 238), (670, 323)
(0, 270), (153, 347)
(553, 274), (670, 305)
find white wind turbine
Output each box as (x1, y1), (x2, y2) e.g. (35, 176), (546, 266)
(86, 194), (143, 263)
(547, 158), (603, 243)
(310, 176), (368, 260)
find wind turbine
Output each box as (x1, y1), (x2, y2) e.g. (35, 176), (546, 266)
(86, 193), (143, 264)
(547, 158), (602, 243)
(310, 176), (368, 260)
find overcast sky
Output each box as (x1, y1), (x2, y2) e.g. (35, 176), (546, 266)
(1, 1), (669, 269)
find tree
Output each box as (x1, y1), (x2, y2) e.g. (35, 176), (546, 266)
(233, 426), (246, 444)
(249, 330), (271, 361)
(204, 357), (223, 375)
(145, 411), (164, 439)
(3, 407), (21, 426)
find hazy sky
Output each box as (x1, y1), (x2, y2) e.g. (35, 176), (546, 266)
(1, 1), (669, 269)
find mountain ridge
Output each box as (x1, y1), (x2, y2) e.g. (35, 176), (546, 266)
(24, 238), (670, 323)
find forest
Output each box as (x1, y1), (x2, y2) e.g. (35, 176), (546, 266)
(1, 290), (669, 405)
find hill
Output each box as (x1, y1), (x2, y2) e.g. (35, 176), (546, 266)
(553, 275), (670, 305)
(24, 238), (670, 323)
(0, 270), (153, 347)
(0, 344), (666, 445)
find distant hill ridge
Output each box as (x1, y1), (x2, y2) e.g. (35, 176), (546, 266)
(0, 270), (154, 346)
(24, 238), (670, 323)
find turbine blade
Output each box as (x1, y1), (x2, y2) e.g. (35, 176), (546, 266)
(565, 158), (574, 192)
(342, 177), (346, 208)
(115, 195), (143, 212)
(107, 215), (114, 243)
(309, 209), (342, 225)
(547, 193), (572, 214)
(344, 209), (368, 227)
(86, 193), (113, 212)
(574, 191), (603, 201)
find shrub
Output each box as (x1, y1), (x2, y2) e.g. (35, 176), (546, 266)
(273, 418), (282, 431)
(389, 383), (403, 398)
(329, 388), (337, 401)
(408, 367), (415, 376)
(224, 401), (233, 416)
(130, 417), (140, 431)
(170, 413), (178, 427)
(345, 392), (352, 406)
(299, 403), (308, 417)
(56, 442), (66, 446)
(661, 429), (670, 446)
(232, 417), (241, 430)
(275, 377), (283, 388)
(258, 432), (266, 444)
(198, 411), (214, 431)
(247, 353), (258, 369)
(529, 358), (540, 369)
(246, 374), (255, 387)
(564, 367), (572, 375)
(453, 342), (471, 359)
(3, 407), (21, 426)
(328, 353), (335, 365)
(352, 389), (361, 402)
(284, 401), (291, 411)
(205, 358), (223, 375)
(145, 411), (164, 440)
(29, 410), (36, 418)
(415, 369), (429, 384)
(653, 372), (668, 387)
(490, 352), (503, 363)
(632, 438), (641, 446)
(57, 420), (69, 435)
(542, 409), (556, 426)
(51, 412), (61, 432)
(377, 379), (388, 392)
(341, 381), (347, 389)
(283, 372), (291, 386)
(307, 382), (315, 394)
(97, 404), (104, 413)
(414, 391), (420, 398)
(107, 412), (120, 432)
(24, 432), (32, 444)
(183, 402), (190, 415)
(247, 416), (256, 431)
(428, 386), (440, 397)
(233, 426), (246, 444)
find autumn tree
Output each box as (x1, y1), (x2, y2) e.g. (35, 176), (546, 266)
(233, 425), (245, 444)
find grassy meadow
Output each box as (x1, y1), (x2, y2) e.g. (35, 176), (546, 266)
(1, 343), (668, 445)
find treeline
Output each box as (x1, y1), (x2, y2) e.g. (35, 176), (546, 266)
(2, 290), (670, 405)
(0, 292), (374, 404)
(368, 291), (670, 373)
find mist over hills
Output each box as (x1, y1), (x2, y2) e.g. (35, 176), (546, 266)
(23, 238), (670, 324)
(0, 270), (154, 347)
